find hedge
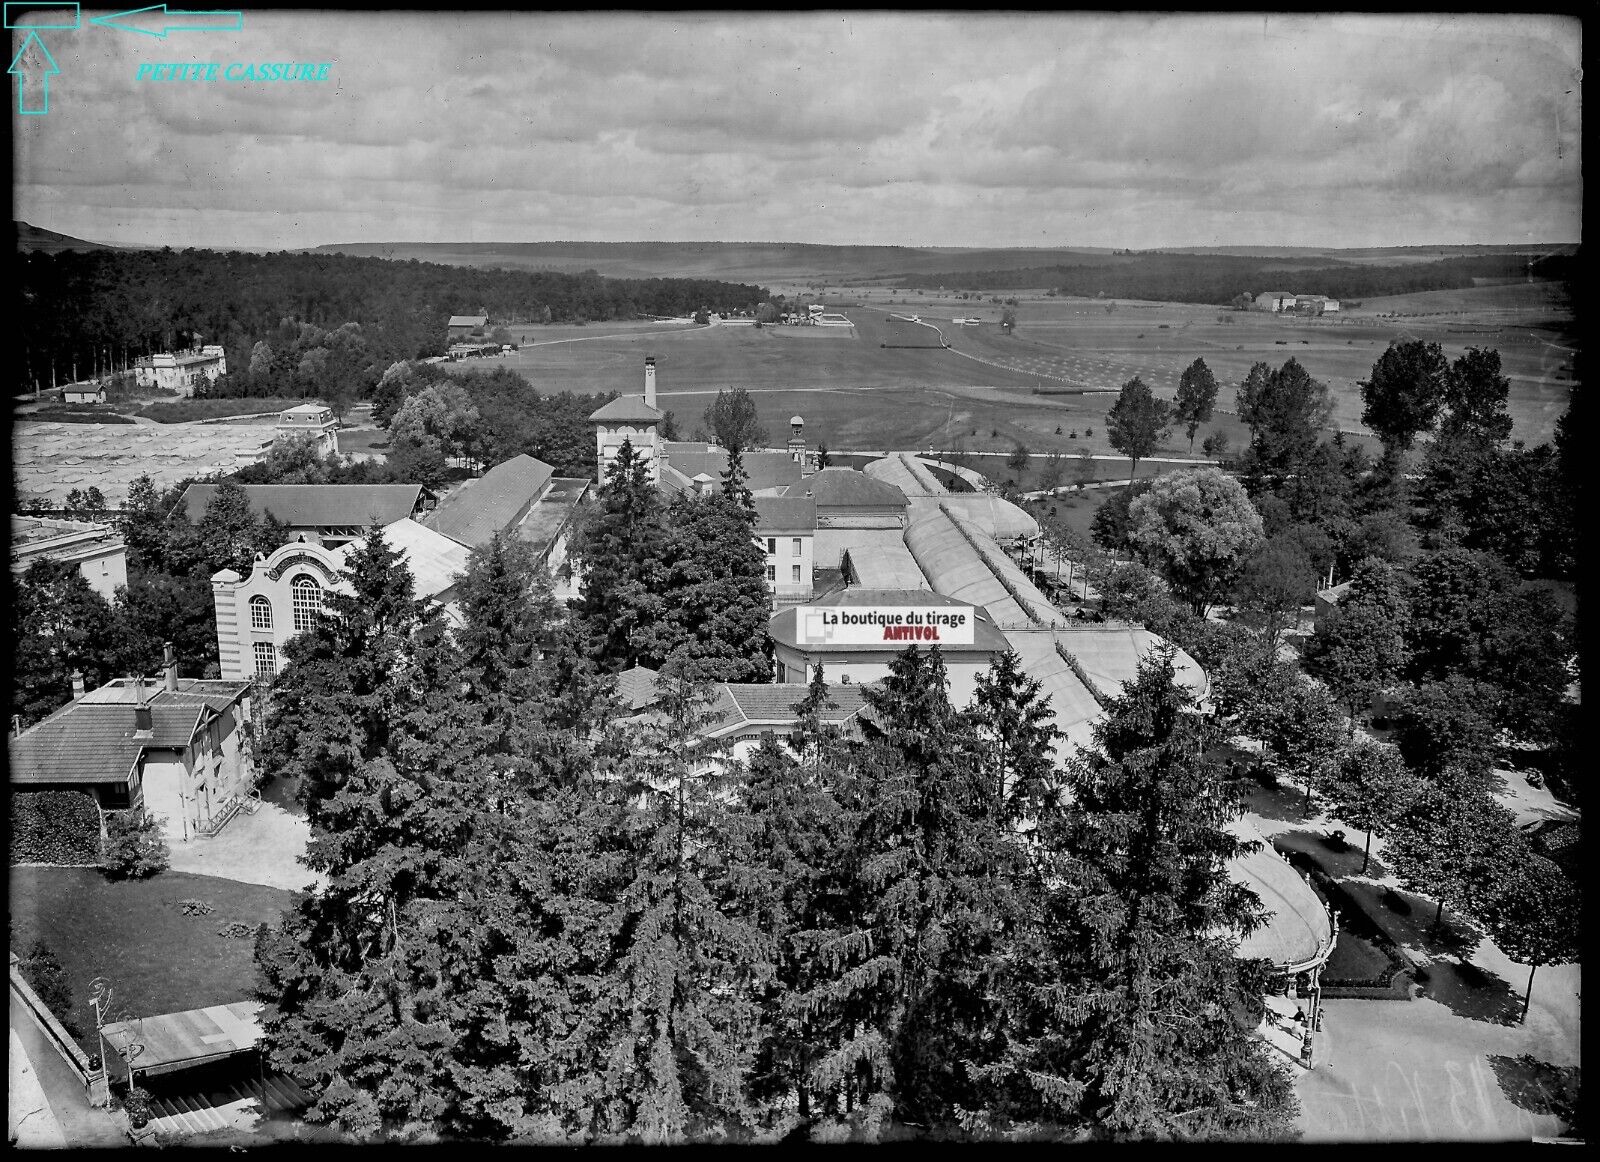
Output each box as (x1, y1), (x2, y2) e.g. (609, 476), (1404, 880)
(10, 790), (103, 865)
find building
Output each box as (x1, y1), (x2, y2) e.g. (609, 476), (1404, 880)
(175, 483), (433, 547)
(783, 468), (910, 569)
(423, 453), (591, 597)
(133, 346), (227, 397)
(209, 520), (474, 680)
(11, 515), (128, 600)
(1313, 579), (1352, 631)
(768, 589), (1010, 703)
(8, 651), (256, 843)
(700, 682), (869, 765)
(589, 357), (665, 485)
(447, 314), (489, 341)
(61, 382), (107, 405)
(1255, 291), (1297, 313)
(753, 495), (816, 603)
(275, 403), (340, 456)
(659, 444), (807, 496)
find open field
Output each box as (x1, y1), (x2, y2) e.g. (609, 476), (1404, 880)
(460, 281), (1572, 454)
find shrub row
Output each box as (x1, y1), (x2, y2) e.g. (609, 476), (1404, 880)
(938, 502), (1055, 627)
(10, 790), (102, 865)
(1054, 640), (1108, 709)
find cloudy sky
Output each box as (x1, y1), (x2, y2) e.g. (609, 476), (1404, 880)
(12, 11), (1582, 250)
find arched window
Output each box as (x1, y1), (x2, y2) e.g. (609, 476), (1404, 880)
(291, 575), (323, 632)
(249, 595), (273, 630)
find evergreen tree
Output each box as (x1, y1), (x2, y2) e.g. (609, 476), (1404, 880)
(645, 492), (773, 682)
(580, 656), (771, 1141)
(572, 438), (668, 670)
(720, 445), (756, 511)
(12, 557), (120, 723)
(976, 647), (1298, 1139)
(969, 649), (1063, 825)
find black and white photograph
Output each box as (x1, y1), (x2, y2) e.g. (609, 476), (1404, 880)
(8, 9), (1582, 1146)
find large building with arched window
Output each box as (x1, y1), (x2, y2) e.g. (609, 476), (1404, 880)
(210, 519), (473, 681)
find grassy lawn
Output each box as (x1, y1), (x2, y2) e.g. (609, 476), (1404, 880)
(137, 398), (317, 423)
(9, 867), (299, 1054)
(1323, 932), (1396, 986)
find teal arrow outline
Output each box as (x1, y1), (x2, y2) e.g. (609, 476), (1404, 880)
(90, 4), (242, 38)
(8, 28), (59, 114)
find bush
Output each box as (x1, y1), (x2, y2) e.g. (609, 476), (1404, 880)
(14, 938), (85, 1039)
(10, 790), (103, 865)
(101, 809), (169, 880)
(123, 1086), (153, 1128)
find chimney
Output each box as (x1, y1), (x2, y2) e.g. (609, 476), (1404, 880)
(644, 356), (656, 409)
(71, 671), (85, 699)
(133, 675), (153, 736)
(11, 715), (21, 737)
(163, 641), (178, 693)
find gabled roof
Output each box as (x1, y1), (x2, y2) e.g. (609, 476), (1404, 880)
(335, 518), (474, 601)
(784, 468), (908, 510)
(753, 496), (816, 532)
(177, 484), (425, 529)
(666, 447), (803, 493)
(589, 395), (665, 424)
(425, 455), (555, 550)
(448, 315), (488, 327)
(707, 683), (869, 733)
(11, 701), (201, 785)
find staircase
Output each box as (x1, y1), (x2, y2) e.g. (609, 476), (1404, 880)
(196, 790), (261, 838)
(143, 1072), (312, 1138)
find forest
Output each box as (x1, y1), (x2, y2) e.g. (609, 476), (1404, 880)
(897, 251), (1578, 303)
(13, 248), (767, 393)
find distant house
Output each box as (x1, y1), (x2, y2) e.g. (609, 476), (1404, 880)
(447, 315), (489, 341)
(754, 495), (816, 604)
(8, 657), (256, 843)
(133, 346), (227, 397)
(175, 483), (433, 547)
(11, 515), (128, 600)
(61, 382), (107, 405)
(1255, 291), (1296, 313)
(1313, 580), (1352, 630)
(275, 403), (341, 456)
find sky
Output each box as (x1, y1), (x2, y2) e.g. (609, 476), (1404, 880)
(11, 11), (1583, 251)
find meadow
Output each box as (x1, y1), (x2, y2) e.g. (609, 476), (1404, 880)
(447, 279), (1572, 460)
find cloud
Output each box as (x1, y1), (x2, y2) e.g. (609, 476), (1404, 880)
(11, 12), (1581, 249)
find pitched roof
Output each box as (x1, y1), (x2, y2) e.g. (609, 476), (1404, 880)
(177, 484), (425, 529)
(513, 478), (589, 559)
(588, 395), (664, 424)
(753, 496), (816, 532)
(666, 447), (803, 493)
(784, 468), (908, 509)
(448, 315), (488, 327)
(707, 683), (869, 733)
(426, 455), (555, 549)
(616, 665), (661, 711)
(11, 702), (197, 785)
(335, 518), (474, 601)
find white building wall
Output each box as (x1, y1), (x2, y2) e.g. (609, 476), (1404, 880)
(759, 530), (814, 602)
(212, 543), (348, 681)
(595, 421), (661, 485)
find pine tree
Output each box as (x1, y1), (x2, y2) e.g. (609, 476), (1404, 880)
(969, 648), (1063, 825)
(579, 655), (771, 1141)
(977, 646), (1298, 1139)
(572, 438), (668, 669)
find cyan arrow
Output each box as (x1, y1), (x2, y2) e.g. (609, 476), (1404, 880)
(90, 4), (242, 38)
(8, 30), (59, 115)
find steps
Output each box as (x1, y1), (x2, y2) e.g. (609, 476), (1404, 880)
(140, 1072), (311, 1139)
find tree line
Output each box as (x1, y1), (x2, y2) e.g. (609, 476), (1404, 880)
(249, 517), (1301, 1142)
(894, 251), (1576, 304)
(14, 247), (766, 394)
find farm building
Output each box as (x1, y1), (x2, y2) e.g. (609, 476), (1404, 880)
(447, 314), (489, 340)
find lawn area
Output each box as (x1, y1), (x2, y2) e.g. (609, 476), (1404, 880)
(137, 398), (318, 423)
(1323, 932), (1396, 986)
(9, 867), (299, 1054)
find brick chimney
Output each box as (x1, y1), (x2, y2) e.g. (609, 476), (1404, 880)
(163, 641), (179, 693)
(71, 671), (86, 700)
(644, 356), (656, 409)
(133, 675), (153, 737)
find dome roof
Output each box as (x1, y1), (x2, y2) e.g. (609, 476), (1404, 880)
(789, 415), (805, 426)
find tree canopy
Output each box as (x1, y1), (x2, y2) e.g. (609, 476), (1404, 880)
(1126, 467), (1264, 615)
(1105, 376), (1170, 482)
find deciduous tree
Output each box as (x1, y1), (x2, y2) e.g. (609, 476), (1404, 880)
(1359, 339), (1449, 456)
(1105, 376), (1170, 485)
(1324, 739), (1420, 873)
(1481, 855), (1581, 1023)
(701, 388), (769, 456)
(1126, 467), (1265, 615)
(1173, 358), (1219, 452)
